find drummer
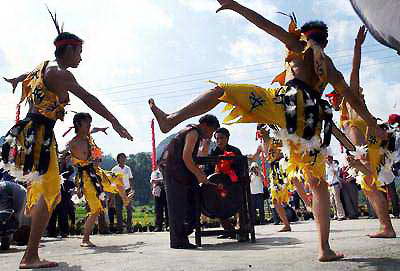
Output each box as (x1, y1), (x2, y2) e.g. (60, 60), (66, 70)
(204, 128), (244, 240)
(162, 115), (220, 249)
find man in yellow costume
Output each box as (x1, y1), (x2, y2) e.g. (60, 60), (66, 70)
(337, 26), (396, 238)
(1, 9), (132, 269)
(149, 0), (381, 262)
(68, 113), (131, 247)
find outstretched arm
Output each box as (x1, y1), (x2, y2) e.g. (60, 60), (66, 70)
(3, 72), (30, 93)
(327, 57), (377, 129)
(216, 0), (303, 52)
(350, 26), (367, 91)
(46, 69), (133, 140)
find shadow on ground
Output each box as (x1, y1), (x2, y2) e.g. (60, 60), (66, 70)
(200, 237), (302, 251)
(78, 241), (146, 255)
(343, 257), (400, 271)
(0, 247), (25, 254)
(32, 262), (83, 271)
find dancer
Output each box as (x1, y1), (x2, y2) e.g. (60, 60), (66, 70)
(339, 26), (396, 238)
(1, 9), (132, 269)
(68, 113), (131, 247)
(252, 126), (291, 231)
(148, 0), (382, 261)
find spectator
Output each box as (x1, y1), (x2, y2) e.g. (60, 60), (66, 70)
(339, 165), (360, 219)
(111, 153), (135, 233)
(0, 178), (29, 248)
(249, 162), (265, 225)
(326, 157), (345, 220)
(47, 152), (75, 238)
(150, 167), (169, 231)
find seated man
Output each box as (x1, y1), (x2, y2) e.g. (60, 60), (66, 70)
(0, 177), (29, 248)
(204, 127), (243, 239)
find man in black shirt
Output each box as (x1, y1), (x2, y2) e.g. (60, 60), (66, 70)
(205, 128), (243, 239)
(163, 114), (220, 249)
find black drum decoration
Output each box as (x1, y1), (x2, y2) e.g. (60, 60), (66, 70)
(200, 173), (243, 220)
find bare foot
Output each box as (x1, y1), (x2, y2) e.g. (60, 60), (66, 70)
(319, 249), (344, 262)
(278, 226), (291, 232)
(81, 240), (96, 247)
(148, 98), (172, 133)
(19, 259), (58, 269)
(368, 230), (396, 238)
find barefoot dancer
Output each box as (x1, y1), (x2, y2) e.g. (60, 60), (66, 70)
(149, 0), (383, 261)
(67, 113), (131, 247)
(252, 126), (291, 232)
(1, 9), (132, 269)
(338, 26), (396, 238)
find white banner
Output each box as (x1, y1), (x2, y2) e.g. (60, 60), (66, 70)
(350, 0), (400, 53)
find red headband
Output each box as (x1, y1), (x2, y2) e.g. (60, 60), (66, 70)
(54, 39), (83, 48)
(303, 29), (324, 37)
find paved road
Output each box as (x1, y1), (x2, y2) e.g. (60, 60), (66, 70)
(1, 218), (400, 271)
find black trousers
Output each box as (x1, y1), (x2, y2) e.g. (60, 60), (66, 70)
(341, 181), (360, 218)
(250, 193), (265, 224)
(386, 180), (400, 217)
(47, 199), (69, 236)
(155, 188), (169, 228)
(116, 192), (133, 230)
(165, 174), (197, 247)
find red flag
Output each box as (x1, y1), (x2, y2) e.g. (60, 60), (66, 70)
(16, 104), (20, 124)
(151, 119), (157, 170)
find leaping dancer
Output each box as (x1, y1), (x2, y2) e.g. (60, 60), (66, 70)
(149, 0), (380, 261)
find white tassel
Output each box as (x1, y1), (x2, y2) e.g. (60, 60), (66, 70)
(26, 134), (34, 144)
(349, 145), (368, 159)
(99, 192), (106, 201)
(347, 168), (358, 178)
(5, 135), (15, 144)
(71, 194), (86, 204)
(25, 171), (41, 184)
(286, 88), (298, 96)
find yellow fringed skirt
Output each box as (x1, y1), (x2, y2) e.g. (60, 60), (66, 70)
(218, 82), (327, 184)
(80, 168), (124, 216)
(18, 124), (61, 213)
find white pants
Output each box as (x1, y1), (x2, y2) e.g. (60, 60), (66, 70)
(330, 184), (346, 219)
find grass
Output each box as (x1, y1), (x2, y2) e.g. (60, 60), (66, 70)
(75, 204), (156, 225)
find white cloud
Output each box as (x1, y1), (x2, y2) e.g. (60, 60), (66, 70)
(0, 0), (173, 155)
(178, 0), (217, 12)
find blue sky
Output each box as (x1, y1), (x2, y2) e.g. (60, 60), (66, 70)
(1, 0), (399, 160)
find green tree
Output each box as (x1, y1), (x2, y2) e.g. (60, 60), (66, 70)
(126, 152), (152, 205)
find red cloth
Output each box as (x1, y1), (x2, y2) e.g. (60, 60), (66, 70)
(151, 119), (157, 170)
(216, 151), (238, 183)
(388, 114), (400, 124)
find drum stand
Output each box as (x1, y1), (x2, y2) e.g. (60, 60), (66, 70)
(193, 155), (256, 247)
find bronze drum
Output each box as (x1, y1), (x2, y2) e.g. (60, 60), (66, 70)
(200, 173), (243, 220)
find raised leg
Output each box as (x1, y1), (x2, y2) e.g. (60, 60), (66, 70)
(149, 86), (224, 133)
